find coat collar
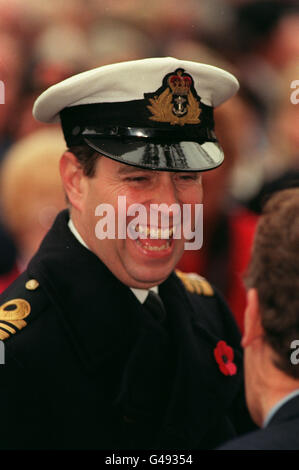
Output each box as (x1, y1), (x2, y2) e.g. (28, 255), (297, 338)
(267, 393), (299, 427)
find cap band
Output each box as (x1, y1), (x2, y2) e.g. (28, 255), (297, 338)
(60, 101), (215, 146)
(81, 125), (216, 142)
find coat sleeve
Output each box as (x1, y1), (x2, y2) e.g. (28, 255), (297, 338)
(0, 346), (53, 449)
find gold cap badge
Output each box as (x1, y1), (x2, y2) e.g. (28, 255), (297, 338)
(147, 68), (201, 126)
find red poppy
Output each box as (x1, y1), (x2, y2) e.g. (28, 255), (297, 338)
(214, 340), (237, 376)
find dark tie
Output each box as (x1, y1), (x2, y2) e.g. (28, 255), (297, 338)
(143, 290), (167, 323)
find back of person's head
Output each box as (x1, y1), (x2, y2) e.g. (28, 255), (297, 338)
(0, 128), (66, 266)
(245, 188), (299, 378)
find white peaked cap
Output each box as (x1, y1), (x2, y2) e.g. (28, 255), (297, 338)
(33, 57), (239, 123)
(33, 57), (239, 172)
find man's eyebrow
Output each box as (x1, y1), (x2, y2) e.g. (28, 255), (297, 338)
(117, 166), (151, 175)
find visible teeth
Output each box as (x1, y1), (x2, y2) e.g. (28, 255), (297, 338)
(136, 225), (173, 239)
(160, 228), (173, 238)
(137, 240), (170, 251)
(137, 225), (150, 236)
(172, 225), (179, 238)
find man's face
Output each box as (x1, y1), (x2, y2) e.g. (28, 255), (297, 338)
(75, 156), (203, 288)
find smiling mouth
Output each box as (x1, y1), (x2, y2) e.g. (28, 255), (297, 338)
(134, 224), (175, 252)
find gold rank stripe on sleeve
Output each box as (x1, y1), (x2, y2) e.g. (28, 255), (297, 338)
(0, 321), (18, 334)
(0, 326), (15, 340)
(175, 269), (214, 296)
(0, 298), (31, 341)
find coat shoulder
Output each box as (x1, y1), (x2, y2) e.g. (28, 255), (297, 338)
(174, 269), (241, 346)
(0, 271), (50, 342)
(175, 269), (214, 296)
(217, 419), (299, 450)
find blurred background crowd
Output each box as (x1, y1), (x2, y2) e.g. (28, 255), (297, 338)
(0, 0), (298, 331)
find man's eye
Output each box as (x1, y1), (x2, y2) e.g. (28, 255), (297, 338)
(177, 174), (198, 181)
(126, 176), (149, 182)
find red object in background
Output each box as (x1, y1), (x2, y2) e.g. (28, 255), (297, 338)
(214, 340), (237, 376)
(177, 209), (258, 333)
(0, 265), (19, 294)
(34, 63), (74, 89)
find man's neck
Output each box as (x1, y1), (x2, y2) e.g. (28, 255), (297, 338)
(67, 214), (158, 303)
(247, 342), (299, 427)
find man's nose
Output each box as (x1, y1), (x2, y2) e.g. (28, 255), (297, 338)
(152, 173), (179, 206)
(148, 174), (181, 224)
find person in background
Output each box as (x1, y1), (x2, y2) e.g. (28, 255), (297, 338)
(247, 60), (299, 214)
(218, 188), (299, 450)
(0, 32), (24, 159)
(0, 128), (66, 279)
(87, 19), (155, 68)
(0, 224), (18, 294)
(15, 23), (90, 140)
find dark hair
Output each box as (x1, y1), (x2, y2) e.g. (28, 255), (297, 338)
(245, 188), (299, 378)
(68, 145), (100, 177)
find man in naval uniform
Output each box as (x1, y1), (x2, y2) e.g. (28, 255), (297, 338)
(0, 58), (253, 449)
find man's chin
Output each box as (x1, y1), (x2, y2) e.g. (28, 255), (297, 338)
(125, 265), (175, 289)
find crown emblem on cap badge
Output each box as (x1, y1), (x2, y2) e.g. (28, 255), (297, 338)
(147, 68), (201, 126)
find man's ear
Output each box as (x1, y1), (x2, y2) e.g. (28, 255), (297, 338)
(241, 288), (264, 348)
(60, 152), (85, 211)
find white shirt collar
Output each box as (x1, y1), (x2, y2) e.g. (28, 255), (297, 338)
(130, 286), (158, 304)
(68, 218), (89, 249)
(68, 217), (158, 304)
